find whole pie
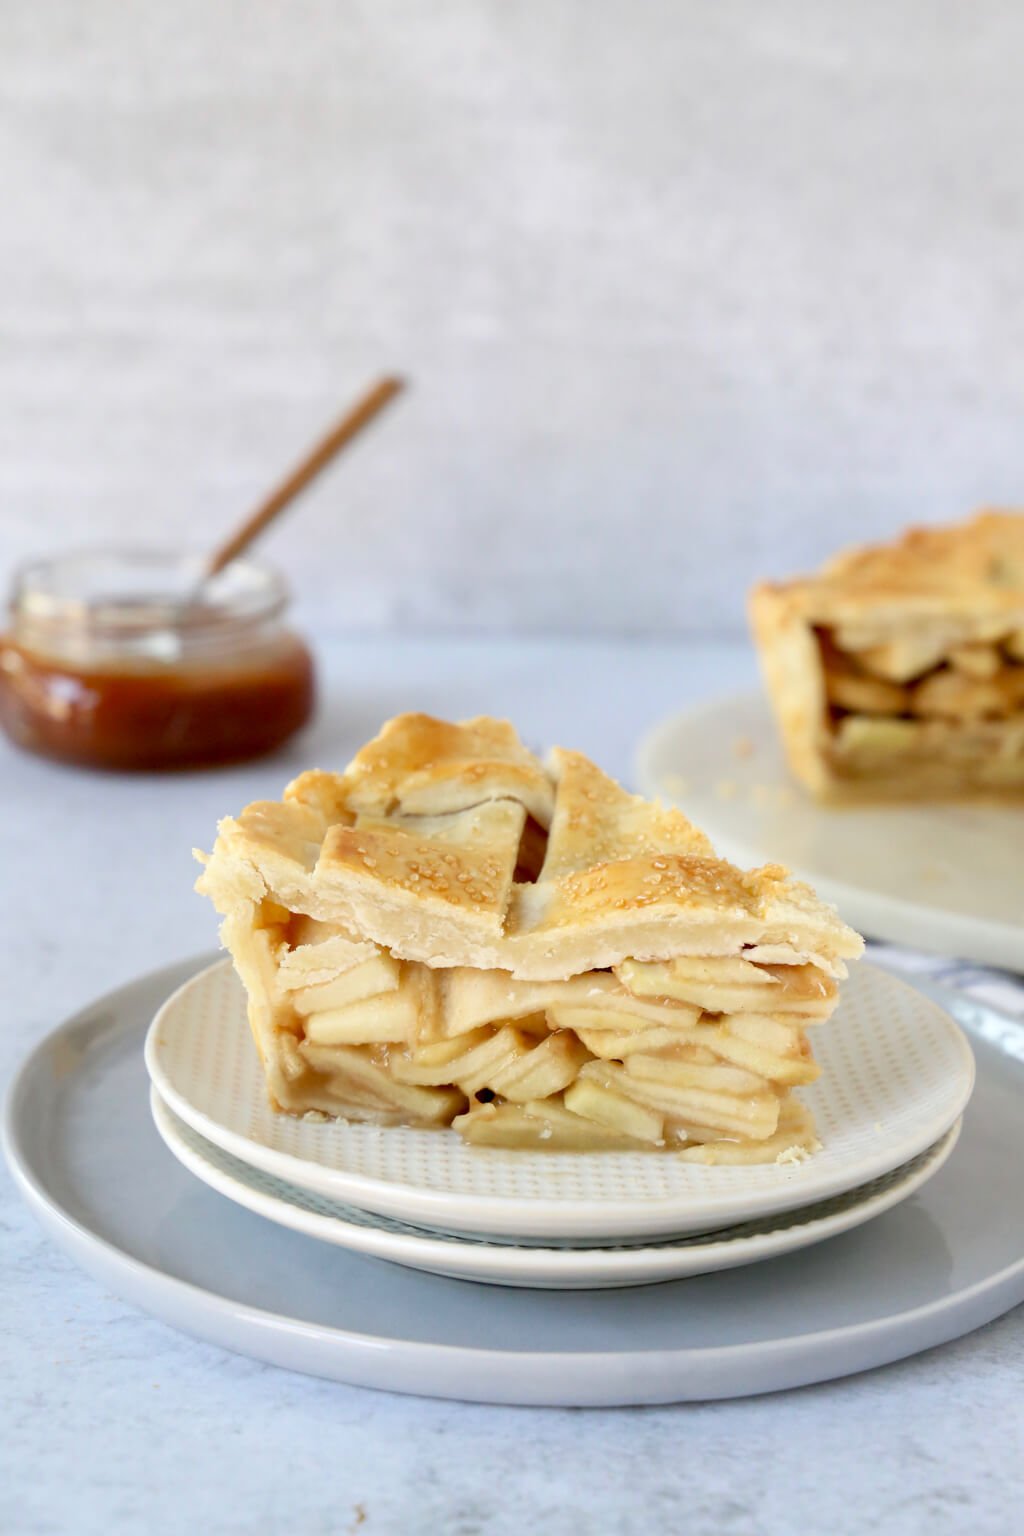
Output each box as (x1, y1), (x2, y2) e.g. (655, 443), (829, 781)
(750, 510), (1024, 800)
(196, 714), (862, 1159)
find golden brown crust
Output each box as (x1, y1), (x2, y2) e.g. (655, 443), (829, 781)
(327, 712), (556, 826)
(319, 800), (527, 938)
(756, 510), (1024, 627)
(197, 713), (862, 978)
(540, 747), (714, 877)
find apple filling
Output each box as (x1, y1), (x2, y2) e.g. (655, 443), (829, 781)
(818, 627), (1024, 782)
(226, 906), (840, 1162)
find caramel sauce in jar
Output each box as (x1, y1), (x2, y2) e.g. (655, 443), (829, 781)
(0, 552), (315, 770)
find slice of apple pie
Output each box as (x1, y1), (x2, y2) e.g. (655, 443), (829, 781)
(750, 509), (1024, 800)
(196, 714), (862, 1159)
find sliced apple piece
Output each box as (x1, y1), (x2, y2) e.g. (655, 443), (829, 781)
(625, 1053), (767, 1095)
(493, 1032), (590, 1103)
(290, 952), (402, 1015)
(302, 986), (419, 1044)
(298, 1041), (464, 1123)
(563, 1078), (663, 1144)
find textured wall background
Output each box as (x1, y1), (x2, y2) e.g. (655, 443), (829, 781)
(3, 2), (1024, 634)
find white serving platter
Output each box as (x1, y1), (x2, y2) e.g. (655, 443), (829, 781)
(636, 691), (1024, 970)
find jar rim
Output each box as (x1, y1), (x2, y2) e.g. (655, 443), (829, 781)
(10, 546), (289, 636)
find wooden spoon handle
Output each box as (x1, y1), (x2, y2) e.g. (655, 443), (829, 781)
(205, 375), (405, 578)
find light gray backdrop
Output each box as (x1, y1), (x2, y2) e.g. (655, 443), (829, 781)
(3, 2), (1022, 634)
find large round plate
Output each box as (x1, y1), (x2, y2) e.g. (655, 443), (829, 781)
(144, 959), (974, 1240)
(150, 1086), (961, 1289)
(4, 957), (1022, 1405)
(636, 691), (1024, 969)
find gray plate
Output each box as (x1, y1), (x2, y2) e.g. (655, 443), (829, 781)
(5, 954), (1024, 1406)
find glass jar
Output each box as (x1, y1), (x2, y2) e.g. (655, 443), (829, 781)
(0, 549), (315, 770)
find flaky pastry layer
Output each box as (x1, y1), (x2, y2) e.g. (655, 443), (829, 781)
(198, 714), (860, 978)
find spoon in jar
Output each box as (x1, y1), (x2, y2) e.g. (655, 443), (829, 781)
(201, 375), (406, 581)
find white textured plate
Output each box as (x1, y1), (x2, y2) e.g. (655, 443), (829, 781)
(5, 956), (1024, 1404)
(150, 1086), (961, 1289)
(636, 691), (1024, 970)
(144, 959), (974, 1240)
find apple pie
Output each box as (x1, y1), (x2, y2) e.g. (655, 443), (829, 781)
(196, 714), (862, 1159)
(750, 510), (1024, 800)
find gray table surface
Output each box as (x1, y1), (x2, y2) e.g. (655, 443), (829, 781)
(3, 636), (1022, 1536)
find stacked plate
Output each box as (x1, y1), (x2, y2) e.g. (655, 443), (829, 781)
(144, 958), (975, 1290)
